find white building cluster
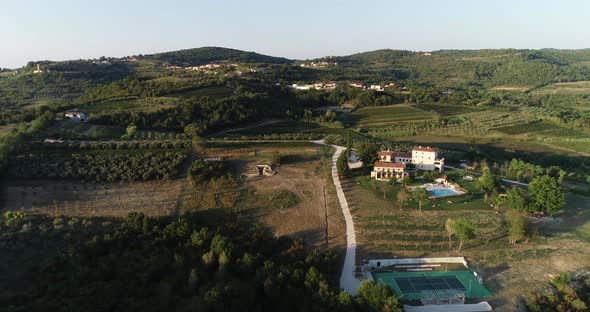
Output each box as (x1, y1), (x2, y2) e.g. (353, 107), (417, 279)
(371, 146), (444, 181)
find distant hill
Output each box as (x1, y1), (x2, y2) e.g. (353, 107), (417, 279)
(152, 47), (293, 66)
(335, 48), (590, 88)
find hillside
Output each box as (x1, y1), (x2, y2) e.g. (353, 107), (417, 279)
(152, 46), (293, 66)
(336, 49), (590, 88)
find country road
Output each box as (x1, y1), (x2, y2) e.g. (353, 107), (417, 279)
(312, 140), (361, 295)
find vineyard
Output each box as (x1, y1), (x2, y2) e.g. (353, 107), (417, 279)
(8, 151), (187, 182)
(349, 105), (434, 127)
(363, 109), (538, 138)
(492, 121), (562, 135)
(413, 103), (483, 116)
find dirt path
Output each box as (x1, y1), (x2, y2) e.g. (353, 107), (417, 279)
(313, 140), (361, 294)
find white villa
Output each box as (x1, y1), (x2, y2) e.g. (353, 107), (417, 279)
(65, 111), (87, 122)
(371, 146), (444, 181)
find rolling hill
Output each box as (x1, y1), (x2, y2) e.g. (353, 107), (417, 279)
(152, 46), (293, 66)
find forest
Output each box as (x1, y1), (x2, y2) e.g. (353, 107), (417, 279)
(0, 210), (401, 312)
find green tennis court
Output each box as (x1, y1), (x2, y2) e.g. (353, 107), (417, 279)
(372, 270), (492, 300)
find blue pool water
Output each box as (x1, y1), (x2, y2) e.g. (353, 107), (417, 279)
(428, 188), (460, 197)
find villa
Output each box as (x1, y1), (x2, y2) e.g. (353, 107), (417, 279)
(371, 146), (444, 181)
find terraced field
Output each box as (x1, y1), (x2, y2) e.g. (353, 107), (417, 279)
(210, 120), (344, 139)
(491, 121), (562, 135)
(413, 103), (483, 116)
(80, 97), (178, 114)
(349, 105), (434, 127)
(532, 81), (590, 95)
(174, 86), (234, 98)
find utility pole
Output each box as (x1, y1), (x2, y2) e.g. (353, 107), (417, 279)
(323, 185), (328, 248)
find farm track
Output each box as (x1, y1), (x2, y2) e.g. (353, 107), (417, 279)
(312, 140), (361, 295)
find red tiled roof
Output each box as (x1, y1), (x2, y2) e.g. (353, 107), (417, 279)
(394, 152), (411, 158)
(435, 174), (447, 179)
(374, 162), (405, 168)
(378, 151), (411, 158)
(413, 146), (435, 152)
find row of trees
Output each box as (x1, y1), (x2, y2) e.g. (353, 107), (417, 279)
(9, 152), (187, 182)
(526, 272), (590, 311)
(506, 175), (566, 215)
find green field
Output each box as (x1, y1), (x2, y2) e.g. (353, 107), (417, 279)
(47, 121), (125, 140)
(492, 121), (562, 135)
(80, 97), (178, 113)
(347, 170), (503, 256)
(413, 104), (482, 116)
(210, 120), (344, 139)
(349, 105), (434, 127)
(533, 81), (590, 95)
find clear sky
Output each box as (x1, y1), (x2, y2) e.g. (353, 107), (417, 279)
(1, 0), (589, 68)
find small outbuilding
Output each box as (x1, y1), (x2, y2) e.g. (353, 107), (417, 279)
(434, 174), (448, 184)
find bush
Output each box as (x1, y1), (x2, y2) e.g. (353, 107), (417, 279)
(268, 190), (299, 210)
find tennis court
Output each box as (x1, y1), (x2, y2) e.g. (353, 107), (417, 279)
(372, 270), (492, 300)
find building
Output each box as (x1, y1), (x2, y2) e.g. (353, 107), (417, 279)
(64, 111), (87, 122)
(371, 146), (444, 181)
(369, 85), (384, 91)
(371, 162), (407, 181)
(412, 146), (444, 171)
(33, 64), (43, 74)
(349, 82), (365, 89)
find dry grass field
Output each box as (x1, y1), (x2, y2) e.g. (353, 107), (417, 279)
(198, 143), (347, 249)
(2, 179), (183, 217)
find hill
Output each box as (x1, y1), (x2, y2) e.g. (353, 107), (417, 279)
(336, 49), (590, 88)
(152, 46), (293, 66)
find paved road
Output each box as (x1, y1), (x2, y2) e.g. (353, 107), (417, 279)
(313, 140), (361, 295)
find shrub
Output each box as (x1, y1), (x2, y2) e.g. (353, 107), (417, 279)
(268, 190), (299, 210)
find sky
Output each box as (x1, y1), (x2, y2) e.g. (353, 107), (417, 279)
(1, 0), (590, 68)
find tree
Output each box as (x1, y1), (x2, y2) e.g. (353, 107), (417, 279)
(528, 175), (565, 215)
(507, 186), (527, 212)
(356, 280), (402, 312)
(337, 149), (350, 177)
(422, 171), (435, 182)
(477, 167), (496, 193)
(445, 218), (456, 248)
(401, 175), (411, 187)
(412, 187), (429, 213)
(507, 209), (527, 245)
(184, 123), (206, 155)
(270, 151), (282, 165)
(125, 124), (137, 138)
(356, 142), (379, 167)
(396, 188), (409, 210)
(453, 217), (477, 252)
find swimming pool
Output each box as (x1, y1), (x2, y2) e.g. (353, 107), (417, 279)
(428, 188), (461, 197)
